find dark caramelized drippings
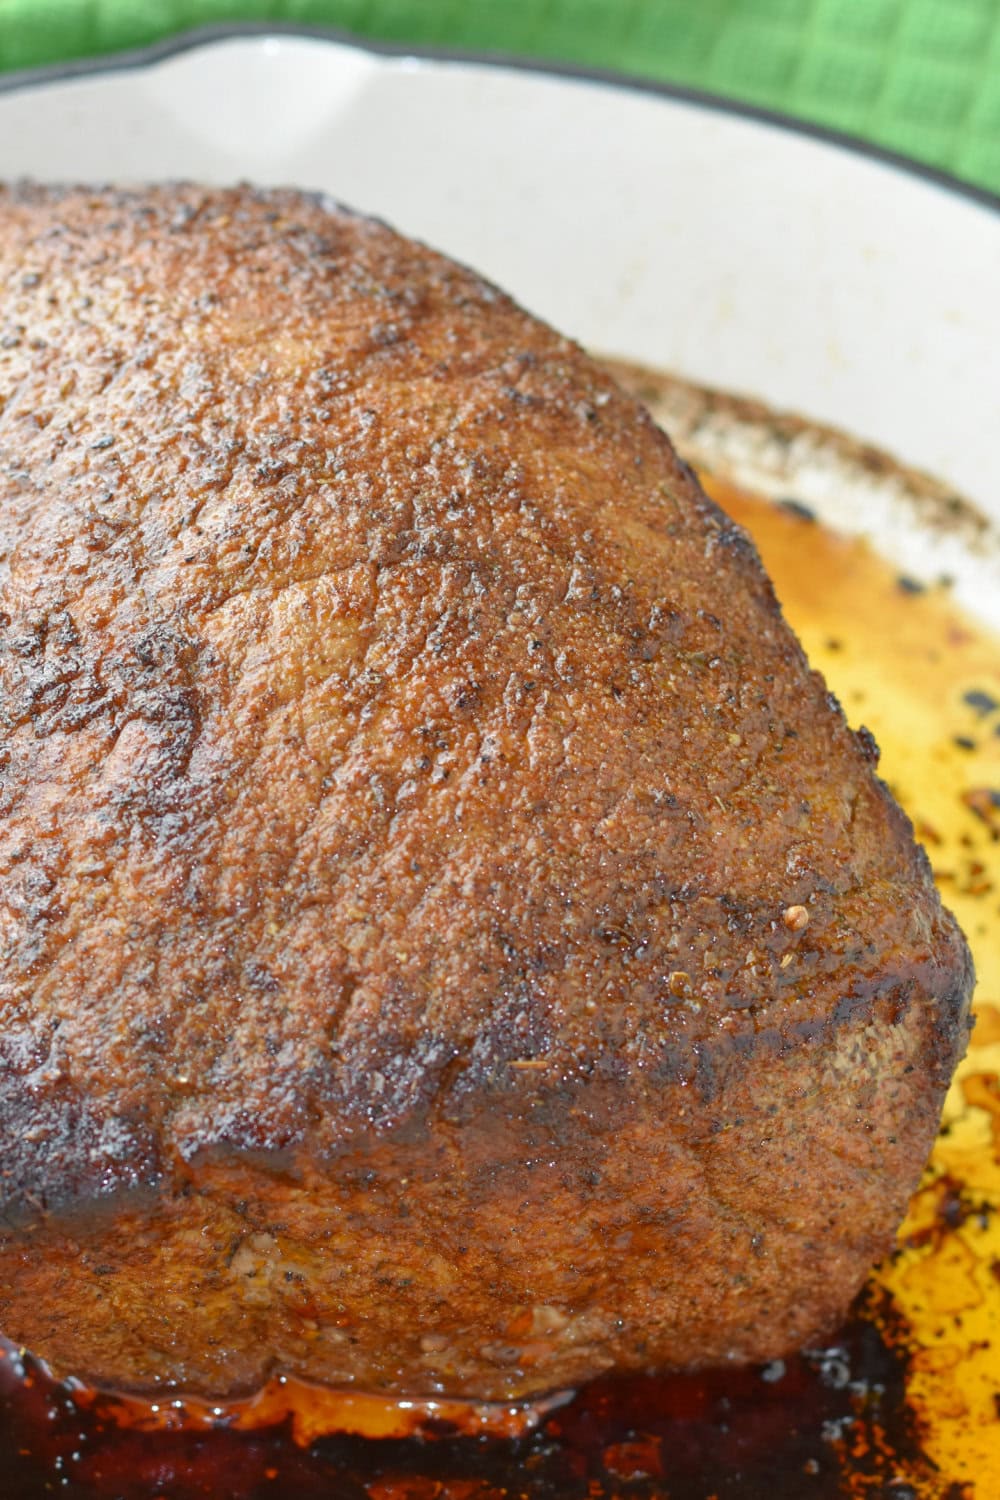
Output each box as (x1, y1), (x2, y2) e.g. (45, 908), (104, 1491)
(0, 1285), (954, 1500)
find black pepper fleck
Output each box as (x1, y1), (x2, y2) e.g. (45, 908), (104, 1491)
(963, 689), (998, 717)
(778, 498), (816, 523)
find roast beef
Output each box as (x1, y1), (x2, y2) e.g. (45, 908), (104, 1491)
(0, 185), (972, 1402)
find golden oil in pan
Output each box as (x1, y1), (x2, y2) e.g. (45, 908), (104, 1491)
(704, 474), (1000, 1491)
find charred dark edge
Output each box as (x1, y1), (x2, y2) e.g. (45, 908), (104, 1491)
(0, 20), (997, 217)
(0, 951), (971, 1228)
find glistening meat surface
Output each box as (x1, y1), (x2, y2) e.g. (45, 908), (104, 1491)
(0, 184), (972, 1402)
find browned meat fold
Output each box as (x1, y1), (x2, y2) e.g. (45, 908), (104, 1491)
(0, 184), (972, 1402)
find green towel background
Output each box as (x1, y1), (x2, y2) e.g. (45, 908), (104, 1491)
(0, 0), (998, 197)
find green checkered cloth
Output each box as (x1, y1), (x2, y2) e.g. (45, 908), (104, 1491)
(1, 0), (998, 197)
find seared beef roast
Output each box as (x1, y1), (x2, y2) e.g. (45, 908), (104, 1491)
(0, 185), (972, 1402)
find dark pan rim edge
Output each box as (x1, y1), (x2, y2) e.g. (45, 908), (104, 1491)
(0, 18), (998, 218)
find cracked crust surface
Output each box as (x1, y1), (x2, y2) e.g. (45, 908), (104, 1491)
(0, 184), (973, 1400)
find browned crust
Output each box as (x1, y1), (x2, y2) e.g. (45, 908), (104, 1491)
(0, 185), (973, 1399)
